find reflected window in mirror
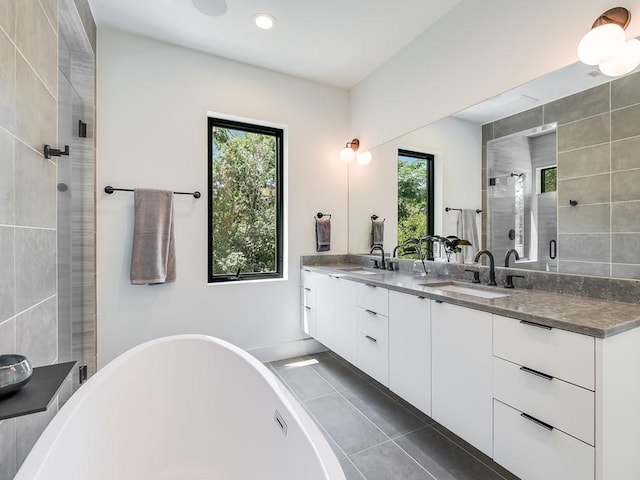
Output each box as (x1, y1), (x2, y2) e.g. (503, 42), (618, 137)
(540, 166), (557, 193)
(397, 149), (434, 258)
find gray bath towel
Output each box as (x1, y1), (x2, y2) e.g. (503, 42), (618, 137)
(316, 217), (331, 252)
(130, 189), (176, 285)
(371, 218), (384, 248)
(457, 209), (479, 263)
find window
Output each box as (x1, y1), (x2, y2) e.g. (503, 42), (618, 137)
(540, 166), (557, 193)
(397, 149), (435, 252)
(208, 116), (284, 283)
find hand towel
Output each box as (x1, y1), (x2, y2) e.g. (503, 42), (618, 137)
(457, 209), (479, 264)
(371, 218), (384, 248)
(316, 217), (331, 252)
(130, 189), (176, 285)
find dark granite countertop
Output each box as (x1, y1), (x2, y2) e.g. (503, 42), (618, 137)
(301, 262), (640, 338)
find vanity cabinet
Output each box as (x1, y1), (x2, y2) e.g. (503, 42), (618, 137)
(492, 315), (595, 480)
(388, 291), (431, 415)
(431, 301), (493, 457)
(332, 278), (357, 364)
(355, 282), (389, 386)
(301, 269), (317, 337)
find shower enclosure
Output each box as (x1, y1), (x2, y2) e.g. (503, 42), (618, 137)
(487, 124), (558, 271)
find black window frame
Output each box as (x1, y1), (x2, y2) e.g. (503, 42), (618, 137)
(540, 166), (557, 193)
(397, 148), (435, 236)
(207, 116), (284, 283)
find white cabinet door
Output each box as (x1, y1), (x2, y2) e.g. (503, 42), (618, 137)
(314, 273), (335, 348)
(431, 301), (493, 457)
(389, 291), (431, 415)
(333, 278), (357, 364)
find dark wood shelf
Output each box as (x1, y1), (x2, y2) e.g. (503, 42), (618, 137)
(0, 361), (76, 421)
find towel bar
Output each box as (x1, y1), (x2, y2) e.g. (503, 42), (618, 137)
(445, 207), (482, 214)
(104, 186), (201, 199)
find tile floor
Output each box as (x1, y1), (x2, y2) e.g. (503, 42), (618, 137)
(267, 351), (520, 480)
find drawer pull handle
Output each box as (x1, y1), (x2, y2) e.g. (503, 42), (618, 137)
(305, 306), (311, 310)
(434, 300), (443, 304)
(418, 296), (426, 300)
(519, 319), (552, 330)
(365, 283), (377, 288)
(304, 287), (311, 291)
(365, 335), (378, 343)
(365, 309), (377, 316)
(520, 412), (554, 431)
(520, 366), (554, 381)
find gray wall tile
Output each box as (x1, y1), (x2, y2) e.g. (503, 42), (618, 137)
(73, 0), (96, 52)
(38, 0), (57, 34)
(0, 317), (15, 353)
(0, 128), (15, 224)
(612, 201), (640, 232)
(481, 123), (493, 147)
(15, 296), (57, 366)
(16, 0), (57, 96)
(15, 54), (56, 151)
(0, 30), (16, 132)
(0, 418), (17, 480)
(612, 136), (640, 171)
(612, 263), (640, 279)
(0, 0), (16, 41)
(558, 144), (610, 179)
(544, 83), (609, 126)
(611, 170), (640, 202)
(16, 401), (57, 469)
(494, 106), (543, 139)
(558, 204), (610, 234)
(557, 113), (610, 152)
(612, 104), (640, 141)
(558, 261), (611, 276)
(558, 233), (610, 262)
(0, 227), (15, 322)
(611, 70), (640, 110)
(558, 173), (609, 206)
(15, 142), (56, 228)
(611, 234), (640, 264)
(15, 228), (56, 312)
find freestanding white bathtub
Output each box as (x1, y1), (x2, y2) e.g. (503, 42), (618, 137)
(15, 335), (345, 480)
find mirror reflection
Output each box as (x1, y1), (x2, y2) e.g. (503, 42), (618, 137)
(349, 62), (640, 279)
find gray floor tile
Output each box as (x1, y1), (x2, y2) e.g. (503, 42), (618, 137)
(272, 358), (335, 401)
(342, 384), (427, 438)
(305, 393), (388, 455)
(369, 382), (435, 425)
(396, 426), (516, 480)
(340, 458), (366, 480)
(351, 441), (435, 480)
(311, 356), (370, 392)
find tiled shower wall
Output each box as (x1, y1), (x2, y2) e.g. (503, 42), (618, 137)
(0, 1), (60, 478)
(482, 71), (640, 278)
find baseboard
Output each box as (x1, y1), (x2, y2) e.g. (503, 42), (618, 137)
(248, 337), (327, 363)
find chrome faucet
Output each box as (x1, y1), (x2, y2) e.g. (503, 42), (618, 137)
(370, 245), (385, 269)
(474, 249), (497, 286)
(504, 248), (520, 267)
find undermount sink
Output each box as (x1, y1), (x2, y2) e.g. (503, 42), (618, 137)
(420, 281), (510, 299)
(337, 267), (380, 276)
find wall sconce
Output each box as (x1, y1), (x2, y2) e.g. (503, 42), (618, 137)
(340, 138), (372, 164)
(578, 7), (640, 77)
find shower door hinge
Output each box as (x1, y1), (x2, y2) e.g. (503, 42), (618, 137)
(78, 120), (87, 138)
(79, 365), (88, 384)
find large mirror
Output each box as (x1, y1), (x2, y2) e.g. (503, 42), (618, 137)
(348, 61), (640, 279)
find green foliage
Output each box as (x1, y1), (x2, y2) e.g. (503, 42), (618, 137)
(211, 128), (277, 275)
(542, 166), (557, 193)
(398, 158), (428, 247)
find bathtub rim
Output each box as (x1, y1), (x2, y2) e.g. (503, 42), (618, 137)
(15, 334), (345, 480)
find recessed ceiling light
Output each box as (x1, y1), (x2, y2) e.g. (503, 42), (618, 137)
(254, 13), (276, 30)
(192, 0), (227, 17)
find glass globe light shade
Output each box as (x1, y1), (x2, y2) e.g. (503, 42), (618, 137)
(599, 38), (640, 76)
(577, 23), (626, 65)
(357, 151), (372, 165)
(340, 147), (355, 162)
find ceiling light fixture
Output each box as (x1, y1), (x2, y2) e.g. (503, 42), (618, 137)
(340, 138), (372, 164)
(254, 13), (276, 30)
(577, 7), (640, 77)
(192, 0), (227, 17)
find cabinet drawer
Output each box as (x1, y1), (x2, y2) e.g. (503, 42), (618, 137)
(494, 400), (594, 480)
(493, 315), (595, 390)
(356, 282), (388, 315)
(301, 269), (315, 289)
(356, 331), (389, 386)
(302, 304), (316, 337)
(302, 286), (316, 308)
(493, 357), (594, 445)
(357, 307), (389, 341)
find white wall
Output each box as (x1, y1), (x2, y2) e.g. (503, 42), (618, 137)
(348, 117), (481, 254)
(349, 0), (640, 149)
(96, 27), (349, 366)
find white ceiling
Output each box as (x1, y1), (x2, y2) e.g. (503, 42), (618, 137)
(88, 0), (463, 89)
